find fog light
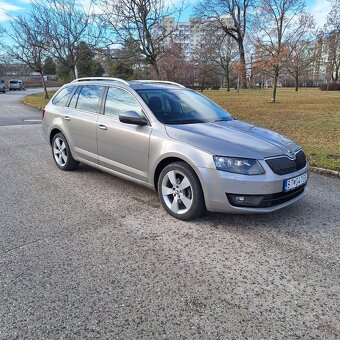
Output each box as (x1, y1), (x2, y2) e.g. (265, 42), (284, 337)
(227, 194), (264, 207)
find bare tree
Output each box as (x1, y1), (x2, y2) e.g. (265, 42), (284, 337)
(195, 0), (254, 88)
(99, 0), (182, 79)
(324, 0), (340, 83)
(5, 15), (50, 98)
(30, 0), (100, 80)
(326, 0), (340, 34)
(191, 36), (221, 92)
(0, 26), (5, 76)
(253, 0), (311, 101)
(286, 16), (317, 91)
(154, 43), (192, 84)
(215, 34), (239, 91)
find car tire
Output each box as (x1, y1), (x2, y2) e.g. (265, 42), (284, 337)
(52, 133), (79, 171)
(158, 162), (206, 220)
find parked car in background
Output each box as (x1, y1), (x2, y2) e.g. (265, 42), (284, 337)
(9, 79), (25, 91)
(43, 77), (309, 220)
(0, 80), (5, 93)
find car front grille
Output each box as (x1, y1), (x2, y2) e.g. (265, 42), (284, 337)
(265, 150), (307, 175)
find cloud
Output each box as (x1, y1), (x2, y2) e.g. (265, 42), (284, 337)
(309, 0), (331, 28)
(0, 1), (23, 21)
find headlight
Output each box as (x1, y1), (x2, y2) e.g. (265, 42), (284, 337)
(213, 156), (265, 175)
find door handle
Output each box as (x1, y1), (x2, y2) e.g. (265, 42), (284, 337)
(64, 116), (71, 121)
(98, 124), (108, 130)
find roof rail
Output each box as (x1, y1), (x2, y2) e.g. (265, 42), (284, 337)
(71, 77), (129, 86)
(133, 80), (185, 88)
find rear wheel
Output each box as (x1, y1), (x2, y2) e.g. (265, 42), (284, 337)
(158, 162), (205, 220)
(52, 133), (79, 171)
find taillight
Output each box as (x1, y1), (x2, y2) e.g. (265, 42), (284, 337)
(42, 109), (45, 119)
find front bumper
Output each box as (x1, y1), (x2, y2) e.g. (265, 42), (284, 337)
(198, 162), (309, 213)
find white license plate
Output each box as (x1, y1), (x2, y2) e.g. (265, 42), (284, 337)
(284, 173), (308, 192)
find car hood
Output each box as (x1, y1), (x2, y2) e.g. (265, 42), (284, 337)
(165, 120), (301, 159)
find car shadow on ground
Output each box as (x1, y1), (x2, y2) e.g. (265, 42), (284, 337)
(74, 163), (319, 232)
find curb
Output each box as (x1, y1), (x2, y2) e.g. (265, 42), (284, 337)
(20, 99), (44, 111)
(310, 167), (340, 178)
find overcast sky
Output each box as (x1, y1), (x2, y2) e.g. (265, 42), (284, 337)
(0, 0), (332, 28)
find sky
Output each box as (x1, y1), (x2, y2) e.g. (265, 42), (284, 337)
(0, 0), (332, 28)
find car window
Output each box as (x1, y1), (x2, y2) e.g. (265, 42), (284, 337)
(52, 87), (75, 106)
(76, 85), (104, 114)
(104, 87), (142, 118)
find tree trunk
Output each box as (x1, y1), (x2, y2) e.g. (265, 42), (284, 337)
(200, 79), (205, 93)
(152, 61), (160, 80)
(226, 63), (230, 92)
(40, 72), (49, 100)
(335, 65), (339, 82)
(238, 41), (247, 89)
(272, 68), (279, 102)
(295, 75), (299, 92)
(74, 64), (79, 79)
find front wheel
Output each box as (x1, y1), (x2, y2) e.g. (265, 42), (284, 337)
(158, 162), (205, 220)
(52, 133), (79, 171)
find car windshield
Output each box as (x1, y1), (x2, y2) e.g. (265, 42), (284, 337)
(136, 88), (233, 124)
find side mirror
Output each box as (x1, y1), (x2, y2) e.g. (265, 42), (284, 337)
(119, 111), (148, 126)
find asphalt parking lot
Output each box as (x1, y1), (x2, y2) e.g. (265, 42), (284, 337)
(0, 90), (339, 339)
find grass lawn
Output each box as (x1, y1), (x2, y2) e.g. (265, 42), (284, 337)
(22, 87), (340, 170)
(203, 88), (340, 171)
(21, 90), (57, 109)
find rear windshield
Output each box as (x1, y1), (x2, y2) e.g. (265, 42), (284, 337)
(136, 88), (233, 124)
(10, 80), (19, 84)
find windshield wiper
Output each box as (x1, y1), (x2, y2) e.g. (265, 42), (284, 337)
(214, 118), (231, 122)
(166, 119), (205, 125)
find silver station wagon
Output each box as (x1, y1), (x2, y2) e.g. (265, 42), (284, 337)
(43, 78), (308, 220)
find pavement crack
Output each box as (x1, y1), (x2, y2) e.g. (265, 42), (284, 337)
(1, 238), (42, 256)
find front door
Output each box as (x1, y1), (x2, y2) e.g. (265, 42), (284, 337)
(97, 87), (151, 182)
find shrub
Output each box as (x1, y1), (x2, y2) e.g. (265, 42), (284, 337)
(319, 83), (340, 91)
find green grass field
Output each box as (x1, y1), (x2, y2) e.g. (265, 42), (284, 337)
(22, 87), (340, 170)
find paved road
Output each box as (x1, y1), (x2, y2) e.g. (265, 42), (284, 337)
(0, 88), (52, 126)
(0, 95), (339, 339)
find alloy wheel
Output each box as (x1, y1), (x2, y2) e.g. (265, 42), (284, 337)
(53, 137), (68, 167)
(161, 170), (193, 215)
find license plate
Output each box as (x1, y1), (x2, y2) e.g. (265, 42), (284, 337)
(284, 173), (308, 192)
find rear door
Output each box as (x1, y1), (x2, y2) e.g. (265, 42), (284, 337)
(62, 85), (105, 163)
(96, 87), (152, 181)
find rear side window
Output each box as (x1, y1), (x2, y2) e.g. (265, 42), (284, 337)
(76, 85), (104, 114)
(68, 86), (81, 108)
(104, 87), (142, 118)
(52, 87), (74, 106)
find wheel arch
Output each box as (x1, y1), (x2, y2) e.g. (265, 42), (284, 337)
(49, 128), (63, 145)
(153, 156), (204, 194)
